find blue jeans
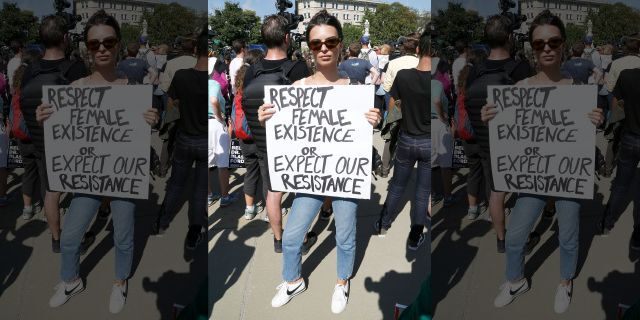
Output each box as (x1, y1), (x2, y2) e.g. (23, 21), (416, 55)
(605, 132), (640, 231)
(61, 195), (135, 282)
(506, 194), (580, 281)
(380, 132), (430, 231)
(282, 194), (358, 282)
(159, 131), (208, 228)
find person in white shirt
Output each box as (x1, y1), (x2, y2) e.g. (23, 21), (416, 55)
(359, 35), (378, 84)
(452, 40), (468, 93)
(582, 35), (602, 71)
(7, 39), (23, 95)
(228, 39), (245, 94)
(159, 38), (197, 93)
(383, 33), (420, 93)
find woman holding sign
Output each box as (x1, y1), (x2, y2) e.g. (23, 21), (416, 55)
(259, 10), (381, 314)
(36, 10), (159, 313)
(481, 10), (603, 314)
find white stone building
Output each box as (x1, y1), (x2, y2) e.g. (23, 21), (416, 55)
(519, 0), (607, 29)
(295, 0), (383, 33)
(73, 0), (160, 34)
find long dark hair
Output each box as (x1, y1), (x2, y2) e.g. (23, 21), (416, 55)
(83, 9), (121, 42)
(305, 10), (343, 42)
(528, 10), (566, 42)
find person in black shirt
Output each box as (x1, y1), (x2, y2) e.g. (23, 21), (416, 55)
(376, 29), (430, 252)
(19, 15), (89, 254)
(464, 15), (533, 253)
(602, 57), (640, 249)
(155, 28), (210, 254)
(242, 14), (311, 253)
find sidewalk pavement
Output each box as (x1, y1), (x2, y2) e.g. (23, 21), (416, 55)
(432, 132), (639, 319)
(208, 134), (428, 319)
(0, 133), (207, 319)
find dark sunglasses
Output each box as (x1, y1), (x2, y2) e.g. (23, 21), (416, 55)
(308, 37), (341, 51)
(86, 37), (119, 51)
(531, 37), (564, 51)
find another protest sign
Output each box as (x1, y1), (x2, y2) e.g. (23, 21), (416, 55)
(8, 139), (23, 169)
(229, 137), (245, 169)
(487, 85), (596, 199)
(265, 85), (374, 199)
(43, 85), (152, 199)
(452, 139), (468, 169)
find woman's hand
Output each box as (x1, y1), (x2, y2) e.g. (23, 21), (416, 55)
(588, 108), (604, 127)
(36, 102), (54, 126)
(365, 108), (382, 127)
(143, 108), (160, 126)
(481, 102), (498, 123)
(258, 103), (276, 126)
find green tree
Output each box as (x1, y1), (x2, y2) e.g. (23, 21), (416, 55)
(362, 2), (419, 45)
(120, 23), (143, 48)
(587, 3), (640, 45)
(0, 2), (39, 45)
(141, 3), (207, 46)
(432, 2), (483, 51)
(565, 23), (586, 49)
(342, 23), (364, 47)
(209, 1), (262, 46)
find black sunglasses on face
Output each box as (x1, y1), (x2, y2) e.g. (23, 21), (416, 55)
(86, 37), (119, 51)
(531, 37), (564, 51)
(309, 37), (341, 51)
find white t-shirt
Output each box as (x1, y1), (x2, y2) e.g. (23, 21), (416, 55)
(229, 56), (243, 94)
(452, 55), (467, 92)
(7, 55), (21, 93)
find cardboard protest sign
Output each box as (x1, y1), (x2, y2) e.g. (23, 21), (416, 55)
(265, 85), (374, 199)
(228, 137), (245, 169)
(487, 85), (596, 199)
(43, 85), (152, 199)
(452, 139), (468, 169)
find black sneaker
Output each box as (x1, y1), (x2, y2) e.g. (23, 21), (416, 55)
(151, 221), (168, 236)
(319, 207), (333, 221)
(632, 229), (640, 250)
(407, 233), (425, 250)
(274, 237), (283, 253)
(525, 232), (540, 255)
(373, 221), (388, 237)
(52, 237), (61, 253)
(497, 237), (505, 253)
(98, 205), (111, 219)
(185, 225), (204, 250)
(301, 232), (317, 255)
(543, 206), (556, 219)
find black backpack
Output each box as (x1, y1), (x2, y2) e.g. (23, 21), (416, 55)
(20, 60), (74, 113)
(242, 59), (297, 150)
(465, 59), (519, 111)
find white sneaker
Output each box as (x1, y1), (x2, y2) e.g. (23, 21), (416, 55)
(49, 279), (84, 308)
(331, 282), (350, 314)
(109, 281), (128, 314)
(494, 279), (529, 308)
(554, 282), (572, 314)
(263, 208), (289, 222)
(271, 280), (306, 308)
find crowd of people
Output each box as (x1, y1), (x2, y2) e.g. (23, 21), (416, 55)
(208, 9), (429, 317)
(431, 8), (638, 314)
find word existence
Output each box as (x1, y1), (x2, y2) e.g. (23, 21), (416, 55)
(488, 85), (596, 199)
(43, 85), (152, 199)
(265, 85), (373, 199)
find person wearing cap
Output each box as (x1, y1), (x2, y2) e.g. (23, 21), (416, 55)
(138, 35), (158, 81)
(358, 35), (379, 84)
(582, 35), (602, 73)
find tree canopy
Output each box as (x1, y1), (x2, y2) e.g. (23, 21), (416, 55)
(431, 2), (484, 51)
(588, 3), (640, 45)
(362, 2), (419, 45)
(141, 3), (207, 46)
(208, 1), (261, 46)
(0, 2), (39, 46)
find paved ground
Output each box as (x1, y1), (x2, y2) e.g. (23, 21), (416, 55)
(432, 132), (639, 320)
(208, 135), (428, 320)
(0, 133), (207, 319)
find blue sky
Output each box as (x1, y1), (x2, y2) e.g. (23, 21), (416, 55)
(209, 0), (431, 18)
(432, 0), (638, 17)
(9, 0), (207, 18)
